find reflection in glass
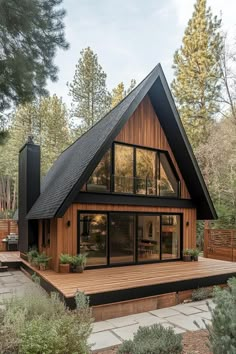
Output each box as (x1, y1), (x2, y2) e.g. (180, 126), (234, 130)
(161, 215), (180, 259)
(114, 144), (134, 193)
(160, 153), (179, 197)
(137, 215), (160, 261)
(80, 214), (107, 266)
(136, 148), (156, 195)
(110, 213), (135, 264)
(87, 150), (111, 192)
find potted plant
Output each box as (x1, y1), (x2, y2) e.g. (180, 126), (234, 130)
(59, 254), (72, 273)
(183, 249), (192, 262)
(31, 255), (40, 269)
(191, 248), (200, 261)
(27, 248), (38, 265)
(71, 254), (87, 273)
(37, 252), (51, 271)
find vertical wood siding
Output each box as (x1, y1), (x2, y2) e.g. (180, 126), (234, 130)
(115, 95), (190, 199)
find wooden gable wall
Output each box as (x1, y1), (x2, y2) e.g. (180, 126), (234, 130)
(115, 95), (190, 199)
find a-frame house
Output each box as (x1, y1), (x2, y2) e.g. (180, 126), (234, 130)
(19, 64), (216, 273)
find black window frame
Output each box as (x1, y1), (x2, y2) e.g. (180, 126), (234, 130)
(85, 141), (181, 198)
(77, 211), (183, 269)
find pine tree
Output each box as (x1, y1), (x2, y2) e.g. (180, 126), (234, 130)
(0, 95), (71, 213)
(111, 80), (136, 108)
(171, 0), (223, 148)
(0, 0), (68, 120)
(69, 47), (111, 136)
(112, 83), (125, 108)
(0, 0), (69, 145)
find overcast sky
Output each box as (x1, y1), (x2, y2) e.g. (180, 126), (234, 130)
(47, 0), (236, 106)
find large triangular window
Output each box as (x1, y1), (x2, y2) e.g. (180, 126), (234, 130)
(84, 144), (180, 197)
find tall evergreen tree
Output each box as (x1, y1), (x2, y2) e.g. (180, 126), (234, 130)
(69, 47), (111, 136)
(0, 0), (69, 143)
(171, 0), (223, 148)
(0, 0), (68, 113)
(0, 95), (71, 213)
(111, 80), (136, 108)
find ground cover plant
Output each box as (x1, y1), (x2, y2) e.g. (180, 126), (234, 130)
(0, 285), (92, 354)
(117, 324), (182, 354)
(192, 287), (213, 301)
(207, 277), (236, 354)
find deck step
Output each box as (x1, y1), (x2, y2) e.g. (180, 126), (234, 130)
(0, 265), (8, 272)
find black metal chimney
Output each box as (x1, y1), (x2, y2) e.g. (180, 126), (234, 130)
(18, 136), (40, 253)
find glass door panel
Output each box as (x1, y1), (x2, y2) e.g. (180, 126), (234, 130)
(80, 214), (107, 266)
(161, 215), (180, 260)
(137, 215), (160, 262)
(110, 213), (135, 264)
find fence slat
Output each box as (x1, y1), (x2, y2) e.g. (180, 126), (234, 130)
(204, 228), (236, 262)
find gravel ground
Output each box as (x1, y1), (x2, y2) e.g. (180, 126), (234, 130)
(94, 330), (212, 354)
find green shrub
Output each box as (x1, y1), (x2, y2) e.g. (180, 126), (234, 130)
(59, 253), (73, 264)
(192, 287), (213, 301)
(183, 248), (191, 255)
(0, 284), (92, 354)
(117, 324), (182, 354)
(208, 277), (236, 354)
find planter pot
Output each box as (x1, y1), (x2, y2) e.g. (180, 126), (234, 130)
(193, 255), (198, 261)
(183, 255), (192, 262)
(39, 263), (47, 271)
(59, 263), (70, 273)
(74, 265), (84, 273)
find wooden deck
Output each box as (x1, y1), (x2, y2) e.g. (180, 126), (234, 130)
(20, 257), (236, 308)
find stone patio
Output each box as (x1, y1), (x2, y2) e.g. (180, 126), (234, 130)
(0, 270), (34, 301)
(89, 299), (215, 352)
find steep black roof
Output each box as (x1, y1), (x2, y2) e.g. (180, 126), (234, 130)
(27, 64), (217, 220)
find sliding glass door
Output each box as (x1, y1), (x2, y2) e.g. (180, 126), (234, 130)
(79, 212), (181, 267)
(161, 215), (181, 260)
(79, 213), (107, 266)
(137, 215), (160, 262)
(110, 213), (135, 264)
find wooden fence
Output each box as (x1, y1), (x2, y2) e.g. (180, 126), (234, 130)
(0, 219), (18, 251)
(204, 228), (236, 262)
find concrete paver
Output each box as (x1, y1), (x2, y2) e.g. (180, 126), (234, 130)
(169, 304), (203, 315)
(167, 313), (200, 331)
(150, 307), (180, 318)
(112, 324), (141, 341)
(107, 315), (138, 328)
(92, 321), (115, 333)
(89, 330), (122, 351)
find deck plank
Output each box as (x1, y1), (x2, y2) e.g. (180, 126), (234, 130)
(21, 257), (236, 297)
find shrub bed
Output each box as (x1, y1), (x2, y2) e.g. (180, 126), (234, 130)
(208, 277), (236, 354)
(0, 285), (92, 354)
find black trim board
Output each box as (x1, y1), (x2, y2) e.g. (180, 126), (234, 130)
(75, 192), (196, 208)
(87, 272), (236, 306)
